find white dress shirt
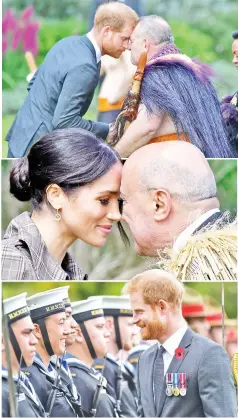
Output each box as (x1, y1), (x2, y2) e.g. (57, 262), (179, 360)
(159, 325), (188, 375)
(86, 31), (101, 63)
(173, 209), (220, 255)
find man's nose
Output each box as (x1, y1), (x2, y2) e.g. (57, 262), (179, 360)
(30, 333), (38, 345)
(63, 324), (70, 335)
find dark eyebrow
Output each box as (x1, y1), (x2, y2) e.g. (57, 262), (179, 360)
(97, 191), (119, 196)
(21, 327), (34, 333)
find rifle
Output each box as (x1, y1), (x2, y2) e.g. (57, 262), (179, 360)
(90, 354), (107, 418)
(2, 300), (18, 417)
(115, 365), (123, 417)
(46, 354), (65, 417)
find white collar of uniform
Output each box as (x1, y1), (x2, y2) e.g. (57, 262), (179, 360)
(159, 325), (188, 357)
(173, 208), (220, 255)
(86, 31), (101, 63)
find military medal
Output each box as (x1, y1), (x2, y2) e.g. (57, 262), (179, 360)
(179, 373), (187, 396)
(165, 373), (173, 396)
(172, 373), (180, 396)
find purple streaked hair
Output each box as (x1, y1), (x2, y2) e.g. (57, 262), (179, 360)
(141, 44), (235, 157)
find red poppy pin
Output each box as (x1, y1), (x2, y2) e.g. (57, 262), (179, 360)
(175, 347), (184, 360)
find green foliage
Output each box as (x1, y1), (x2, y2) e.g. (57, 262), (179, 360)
(2, 282), (237, 319)
(2, 51), (29, 90)
(209, 160), (237, 215)
(2, 115), (15, 157)
(2, 82), (28, 116)
(186, 283), (237, 319)
(2, 18), (86, 90)
(192, 8), (238, 62)
(37, 19), (87, 66)
(170, 20), (217, 63)
(2, 0), (90, 19)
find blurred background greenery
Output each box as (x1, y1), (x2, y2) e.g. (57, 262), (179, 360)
(1, 159), (237, 281)
(2, 0), (238, 156)
(2, 282), (237, 319)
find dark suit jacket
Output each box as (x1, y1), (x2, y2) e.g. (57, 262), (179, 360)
(136, 328), (237, 417)
(6, 35), (109, 157)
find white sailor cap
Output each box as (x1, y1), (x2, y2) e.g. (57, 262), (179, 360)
(3, 292), (30, 324)
(46, 286), (71, 307)
(72, 298), (104, 324)
(89, 295), (133, 317)
(27, 288), (66, 321)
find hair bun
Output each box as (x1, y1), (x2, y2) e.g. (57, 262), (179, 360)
(10, 158), (31, 201)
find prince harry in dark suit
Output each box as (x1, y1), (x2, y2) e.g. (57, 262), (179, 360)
(123, 270), (237, 417)
(6, 1), (138, 157)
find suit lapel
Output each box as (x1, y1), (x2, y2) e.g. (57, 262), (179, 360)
(156, 328), (194, 417)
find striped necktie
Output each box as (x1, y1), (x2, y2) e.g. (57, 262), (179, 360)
(153, 345), (166, 408)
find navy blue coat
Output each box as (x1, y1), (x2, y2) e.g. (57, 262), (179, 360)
(6, 35), (109, 157)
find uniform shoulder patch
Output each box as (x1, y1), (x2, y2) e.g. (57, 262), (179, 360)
(23, 371), (31, 376)
(71, 373), (77, 377)
(129, 357), (138, 363)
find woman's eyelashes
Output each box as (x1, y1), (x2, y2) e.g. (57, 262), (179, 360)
(99, 198), (110, 206)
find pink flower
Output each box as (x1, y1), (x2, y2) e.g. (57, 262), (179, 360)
(2, 8), (17, 35)
(12, 27), (23, 50)
(22, 22), (40, 56)
(22, 6), (34, 22)
(2, 6), (40, 58)
(2, 38), (8, 55)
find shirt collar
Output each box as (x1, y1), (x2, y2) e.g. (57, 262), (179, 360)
(160, 325), (188, 357)
(173, 209), (220, 254)
(86, 31), (101, 63)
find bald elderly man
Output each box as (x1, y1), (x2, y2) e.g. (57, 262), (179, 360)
(114, 15), (233, 157)
(120, 141), (237, 280)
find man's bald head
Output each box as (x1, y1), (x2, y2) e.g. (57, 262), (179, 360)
(123, 142), (216, 203)
(133, 15), (173, 45)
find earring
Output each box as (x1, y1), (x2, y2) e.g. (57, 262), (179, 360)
(55, 208), (61, 221)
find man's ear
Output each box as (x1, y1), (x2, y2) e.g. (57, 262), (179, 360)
(152, 189), (172, 221)
(144, 38), (149, 52)
(33, 323), (41, 339)
(101, 25), (111, 38)
(76, 326), (84, 343)
(157, 299), (168, 315)
(105, 318), (113, 333)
